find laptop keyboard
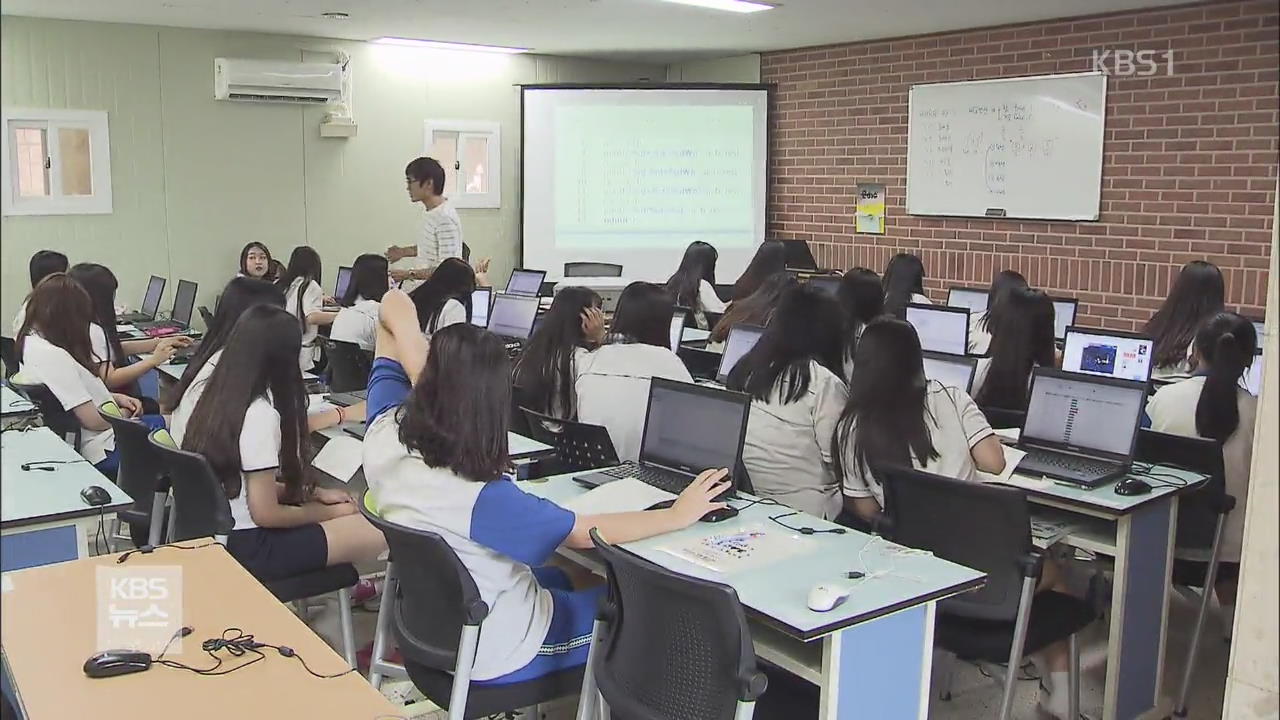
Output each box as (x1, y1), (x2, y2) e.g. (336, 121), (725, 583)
(1023, 448), (1119, 477)
(598, 462), (690, 495)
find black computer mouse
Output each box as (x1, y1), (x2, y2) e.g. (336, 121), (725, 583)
(80, 485), (111, 506)
(1114, 478), (1153, 496)
(699, 506), (740, 523)
(83, 650), (152, 678)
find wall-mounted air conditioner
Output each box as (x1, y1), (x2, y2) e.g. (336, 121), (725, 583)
(214, 58), (343, 104)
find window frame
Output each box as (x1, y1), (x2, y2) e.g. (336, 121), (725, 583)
(1, 108), (113, 216)
(423, 119), (501, 209)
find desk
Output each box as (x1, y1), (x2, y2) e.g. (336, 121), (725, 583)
(0, 542), (403, 720)
(1002, 466), (1206, 720)
(520, 473), (985, 719)
(155, 363), (318, 384)
(1, 386), (36, 421)
(1, 427), (133, 572)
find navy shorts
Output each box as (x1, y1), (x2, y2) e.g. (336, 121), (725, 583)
(227, 524), (329, 581)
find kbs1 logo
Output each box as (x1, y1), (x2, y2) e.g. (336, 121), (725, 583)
(1091, 49), (1174, 77)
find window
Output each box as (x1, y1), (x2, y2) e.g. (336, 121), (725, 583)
(2, 109), (112, 215)
(424, 120), (500, 209)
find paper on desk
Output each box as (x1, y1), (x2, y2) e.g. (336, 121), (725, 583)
(308, 394), (336, 416)
(562, 478), (675, 516)
(115, 324), (137, 333)
(994, 427), (1021, 443)
(655, 523), (814, 574)
(977, 444), (1029, 486)
(311, 436), (363, 482)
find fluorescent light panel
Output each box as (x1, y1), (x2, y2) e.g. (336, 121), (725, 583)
(656, 0), (775, 12)
(372, 37), (528, 54)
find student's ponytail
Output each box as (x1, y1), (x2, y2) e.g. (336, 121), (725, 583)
(1194, 312), (1256, 442)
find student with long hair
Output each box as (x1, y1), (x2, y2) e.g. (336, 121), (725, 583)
(881, 252), (930, 318)
(972, 287), (1057, 410)
(576, 282), (692, 461)
(512, 287), (606, 419)
(709, 272), (795, 348)
(12, 249), (69, 334)
(175, 304), (386, 581)
(968, 269), (1028, 356)
(836, 267), (884, 379)
(408, 256), (475, 333)
(331, 254), (390, 350)
(726, 286), (848, 519)
(277, 246), (336, 372)
(364, 289), (729, 685)
(731, 240), (786, 301)
(1146, 312), (1257, 624)
(239, 242), (275, 281)
(665, 241), (726, 328)
(15, 274), (160, 473)
(1143, 260), (1226, 379)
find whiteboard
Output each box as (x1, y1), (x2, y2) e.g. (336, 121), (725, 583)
(907, 72), (1107, 221)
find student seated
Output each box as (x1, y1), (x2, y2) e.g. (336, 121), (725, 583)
(15, 274), (162, 475)
(1144, 260), (1225, 380)
(12, 249), (68, 334)
(1145, 312), (1257, 629)
(731, 239), (786, 301)
(726, 285), (848, 519)
(363, 288), (730, 684)
(575, 282), (693, 461)
(174, 304), (386, 581)
(968, 270), (1027, 356)
(836, 267), (883, 380)
(708, 272), (795, 351)
(881, 252), (931, 318)
(408, 257), (475, 334)
(665, 241), (726, 329)
(330, 254), (389, 351)
(238, 241), (276, 282)
(277, 246), (337, 372)
(972, 287), (1057, 410)
(512, 287), (605, 419)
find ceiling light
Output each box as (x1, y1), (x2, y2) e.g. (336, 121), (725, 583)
(656, 0), (776, 13)
(372, 37), (529, 54)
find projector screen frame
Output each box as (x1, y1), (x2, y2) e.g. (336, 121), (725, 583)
(518, 82), (774, 280)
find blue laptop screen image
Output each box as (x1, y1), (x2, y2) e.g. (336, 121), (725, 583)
(1062, 329), (1154, 383)
(1080, 344), (1118, 375)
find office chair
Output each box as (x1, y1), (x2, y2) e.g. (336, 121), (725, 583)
(509, 385), (534, 438)
(197, 306), (214, 328)
(10, 381), (81, 450)
(579, 528), (768, 720)
(148, 430), (360, 667)
(359, 493), (584, 719)
(563, 262), (622, 278)
(98, 405), (170, 549)
(880, 466), (1095, 720)
(980, 405), (1026, 430)
(0, 336), (17, 378)
(318, 337), (373, 393)
(1135, 429), (1232, 719)
(519, 408), (619, 474)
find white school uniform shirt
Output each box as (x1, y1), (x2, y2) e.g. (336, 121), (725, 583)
(968, 312), (993, 356)
(739, 360), (848, 520)
(330, 299), (380, 351)
(285, 277), (324, 371)
(698, 280), (727, 314)
(575, 343), (694, 462)
(17, 334), (116, 464)
(1145, 377), (1256, 562)
(841, 381), (995, 509)
(11, 300), (28, 336)
(425, 298), (468, 335)
(168, 349), (223, 441)
(397, 200), (464, 292)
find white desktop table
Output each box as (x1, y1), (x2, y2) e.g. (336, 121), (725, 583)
(314, 419), (552, 461)
(1, 386), (36, 422)
(155, 362), (318, 384)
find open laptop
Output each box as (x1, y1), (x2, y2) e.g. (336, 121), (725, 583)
(470, 287), (493, 328)
(922, 351), (979, 393)
(506, 269), (546, 297)
(1014, 368), (1147, 487)
(575, 378), (751, 500)
(1051, 297), (1079, 342)
(1241, 349), (1265, 397)
(326, 389), (368, 407)
(334, 266), (352, 301)
(805, 275), (841, 298)
(905, 304), (970, 356)
(669, 308), (689, 353)
(781, 238), (818, 271)
(1062, 326), (1154, 383)
(138, 279), (197, 333)
(716, 324), (764, 384)
(488, 292), (540, 356)
(946, 286), (989, 315)
(119, 276), (166, 323)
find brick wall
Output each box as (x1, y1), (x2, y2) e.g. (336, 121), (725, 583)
(761, 0), (1279, 329)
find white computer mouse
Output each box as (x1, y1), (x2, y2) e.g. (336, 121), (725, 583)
(806, 583), (851, 613)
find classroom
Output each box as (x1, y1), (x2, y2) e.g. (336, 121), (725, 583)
(0, 0), (1276, 718)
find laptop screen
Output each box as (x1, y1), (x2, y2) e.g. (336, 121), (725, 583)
(640, 379), (750, 478)
(805, 275), (841, 298)
(1022, 371), (1146, 458)
(905, 304), (969, 355)
(470, 288), (492, 328)
(1062, 329), (1153, 382)
(506, 269), (546, 297)
(922, 351), (977, 393)
(947, 287), (989, 314)
(781, 239), (818, 270)
(488, 293), (539, 339)
(717, 325), (764, 382)
(334, 266), (352, 300)
(172, 280), (197, 325)
(1052, 298), (1078, 341)
(1242, 351), (1265, 397)
(140, 276), (165, 317)
(669, 311), (687, 353)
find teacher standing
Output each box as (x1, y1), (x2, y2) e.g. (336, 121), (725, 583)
(386, 157), (464, 292)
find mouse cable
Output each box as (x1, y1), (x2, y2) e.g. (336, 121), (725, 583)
(726, 496), (785, 512)
(20, 459), (88, 471)
(768, 511), (847, 536)
(155, 627), (356, 680)
(116, 540), (222, 564)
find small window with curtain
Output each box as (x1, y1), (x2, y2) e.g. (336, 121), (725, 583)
(2, 108), (112, 216)
(424, 120), (501, 209)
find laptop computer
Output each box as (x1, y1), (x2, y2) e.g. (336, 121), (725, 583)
(119, 276), (166, 323)
(1062, 326), (1154, 383)
(488, 292), (540, 356)
(506, 269), (546, 297)
(326, 389), (368, 407)
(334, 266), (353, 301)
(805, 275), (841, 298)
(905, 303), (970, 356)
(946, 286), (989, 315)
(669, 308), (689, 353)
(138, 279), (197, 333)
(470, 287), (493, 328)
(1051, 297), (1079, 342)
(1014, 368), (1147, 487)
(781, 239), (818, 271)
(575, 377), (751, 500)
(921, 351), (979, 393)
(716, 324), (764, 384)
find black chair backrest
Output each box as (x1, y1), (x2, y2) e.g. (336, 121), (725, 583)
(0, 336), (17, 378)
(147, 432), (234, 541)
(509, 384), (534, 438)
(359, 495), (488, 672)
(881, 465), (1032, 622)
(520, 408), (619, 473)
(197, 306), (215, 328)
(11, 381), (80, 447)
(564, 262), (623, 278)
(980, 405), (1026, 430)
(1135, 429), (1227, 550)
(99, 411), (168, 515)
(322, 338), (373, 393)
(590, 529), (766, 719)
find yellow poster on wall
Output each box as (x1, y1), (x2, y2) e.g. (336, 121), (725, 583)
(856, 183), (886, 235)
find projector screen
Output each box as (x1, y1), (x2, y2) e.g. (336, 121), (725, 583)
(522, 86), (769, 282)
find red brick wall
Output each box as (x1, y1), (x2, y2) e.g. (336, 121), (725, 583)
(761, 0), (1278, 329)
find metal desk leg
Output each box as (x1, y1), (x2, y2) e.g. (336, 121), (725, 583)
(819, 602), (936, 720)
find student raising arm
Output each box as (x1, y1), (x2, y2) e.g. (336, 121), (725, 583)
(512, 287), (606, 419)
(277, 246), (337, 372)
(363, 289), (728, 683)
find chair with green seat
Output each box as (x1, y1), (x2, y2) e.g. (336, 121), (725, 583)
(97, 402), (170, 548)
